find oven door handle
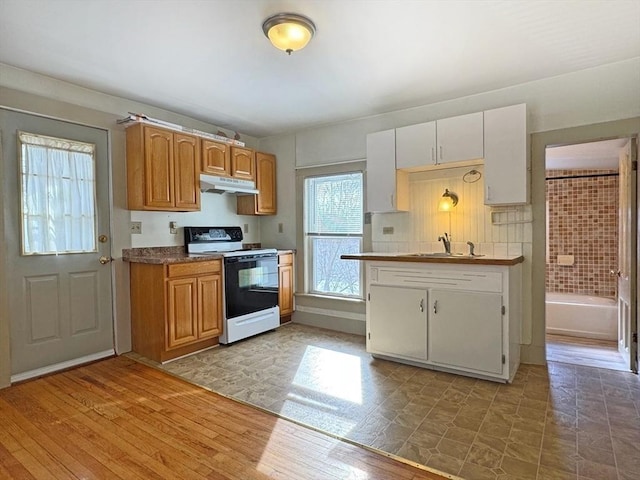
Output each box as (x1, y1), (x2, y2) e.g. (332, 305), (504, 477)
(225, 254), (277, 263)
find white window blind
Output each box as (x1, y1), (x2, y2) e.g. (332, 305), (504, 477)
(304, 172), (363, 297)
(19, 131), (97, 255)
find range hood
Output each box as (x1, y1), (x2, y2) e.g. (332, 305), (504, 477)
(200, 174), (259, 195)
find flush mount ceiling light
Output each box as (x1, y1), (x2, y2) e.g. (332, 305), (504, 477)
(438, 189), (459, 212)
(262, 13), (316, 55)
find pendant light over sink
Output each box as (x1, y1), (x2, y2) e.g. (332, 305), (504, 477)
(262, 13), (316, 55)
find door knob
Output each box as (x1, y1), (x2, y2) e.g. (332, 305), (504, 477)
(99, 256), (113, 265)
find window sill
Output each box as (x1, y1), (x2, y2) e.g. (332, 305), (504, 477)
(295, 293), (365, 304)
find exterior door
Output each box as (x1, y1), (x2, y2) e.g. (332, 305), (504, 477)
(618, 138), (638, 372)
(0, 108), (114, 380)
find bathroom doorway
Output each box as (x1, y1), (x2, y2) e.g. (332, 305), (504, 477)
(544, 137), (635, 371)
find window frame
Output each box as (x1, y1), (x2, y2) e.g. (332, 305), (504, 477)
(302, 168), (364, 299)
(18, 131), (98, 256)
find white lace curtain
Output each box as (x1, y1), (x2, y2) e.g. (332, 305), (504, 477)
(19, 131), (97, 255)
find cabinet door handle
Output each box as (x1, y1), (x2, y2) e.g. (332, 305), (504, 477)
(419, 299), (424, 312)
(431, 147), (435, 163)
(390, 193), (394, 208)
(439, 145), (443, 160)
(433, 300), (438, 314)
(486, 185), (491, 200)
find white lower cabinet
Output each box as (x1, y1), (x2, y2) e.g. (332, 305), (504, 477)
(369, 285), (427, 361)
(366, 262), (521, 383)
(429, 289), (503, 374)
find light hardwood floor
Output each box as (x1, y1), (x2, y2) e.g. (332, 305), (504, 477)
(546, 334), (629, 371)
(0, 356), (449, 480)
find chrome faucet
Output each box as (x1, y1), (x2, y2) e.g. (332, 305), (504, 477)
(467, 241), (476, 256)
(438, 233), (451, 254)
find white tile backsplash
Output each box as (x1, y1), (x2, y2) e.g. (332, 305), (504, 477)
(370, 167), (532, 257)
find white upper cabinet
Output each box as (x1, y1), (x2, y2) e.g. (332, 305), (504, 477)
(396, 113), (483, 169)
(395, 121), (437, 169)
(366, 129), (408, 213)
(483, 104), (528, 205)
(436, 112), (484, 164)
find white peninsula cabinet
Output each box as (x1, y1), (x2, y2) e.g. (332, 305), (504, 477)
(366, 260), (522, 382)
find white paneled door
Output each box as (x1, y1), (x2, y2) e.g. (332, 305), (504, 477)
(618, 138), (638, 373)
(0, 109), (114, 381)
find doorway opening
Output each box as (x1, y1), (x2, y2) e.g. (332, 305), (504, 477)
(544, 138), (630, 371)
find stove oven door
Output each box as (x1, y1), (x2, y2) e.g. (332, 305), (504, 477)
(224, 253), (278, 319)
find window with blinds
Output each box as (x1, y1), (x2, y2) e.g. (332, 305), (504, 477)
(18, 131), (97, 255)
(304, 172), (363, 297)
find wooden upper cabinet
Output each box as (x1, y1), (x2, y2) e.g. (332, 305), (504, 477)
(231, 146), (255, 181)
(202, 139), (231, 176)
(237, 152), (277, 215)
(126, 123), (200, 211)
(174, 133), (200, 210)
(144, 126), (174, 208)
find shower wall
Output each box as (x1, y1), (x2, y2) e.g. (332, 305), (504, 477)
(545, 169), (618, 297)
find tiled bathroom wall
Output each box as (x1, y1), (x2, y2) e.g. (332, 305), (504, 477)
(371, 165), (532, 257)
(545, 169), (618, 297)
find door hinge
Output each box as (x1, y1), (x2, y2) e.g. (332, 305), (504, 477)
(502, 354), (506, 364)
(632, 160), (638, 171)
(633, 332), (638, 343)
(368, 332), (371, 340)
(368, 292), (370, 301)
(501, 305), (506, 315)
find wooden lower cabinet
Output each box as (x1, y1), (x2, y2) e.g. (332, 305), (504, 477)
(278, 252), (294, 324)
(131, 260), (223, 362)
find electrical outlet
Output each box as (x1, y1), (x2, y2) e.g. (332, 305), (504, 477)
(382, 226), (394, 235)
(243, 223), (249, 233)
(169, 221), (177, 234)
(130, 221), (142, 234)
(278, 223), (283, 233)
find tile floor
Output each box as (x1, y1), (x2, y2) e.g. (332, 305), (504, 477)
(130, 324), (640, 480)
(546, 334), (628, 371)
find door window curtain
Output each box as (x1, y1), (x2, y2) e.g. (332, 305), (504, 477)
(18, 131), (97, 255)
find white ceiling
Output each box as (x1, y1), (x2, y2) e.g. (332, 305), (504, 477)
(546, 138), (629, 170)
(1, 0), (639, 138)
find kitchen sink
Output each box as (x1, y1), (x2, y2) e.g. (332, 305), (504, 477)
(407, 252), (485, 258)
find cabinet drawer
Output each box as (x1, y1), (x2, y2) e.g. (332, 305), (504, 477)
(372, 267), (502, 293)
(167, 260), (221, 278)
(278, 253), (293, 266)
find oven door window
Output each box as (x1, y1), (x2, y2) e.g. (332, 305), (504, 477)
(225, 256), (278, 319)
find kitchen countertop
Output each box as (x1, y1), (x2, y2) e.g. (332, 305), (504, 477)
(123, 246), (292, 265)
(341, 252), (524, 266)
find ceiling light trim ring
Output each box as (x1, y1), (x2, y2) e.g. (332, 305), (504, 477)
(262, 13), (316, 54)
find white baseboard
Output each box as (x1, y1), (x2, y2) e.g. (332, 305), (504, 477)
(11, 349), (115, 383)
(294, 306), (366, 336)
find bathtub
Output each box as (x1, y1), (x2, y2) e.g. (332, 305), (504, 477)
(545, 293), (617, 341)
